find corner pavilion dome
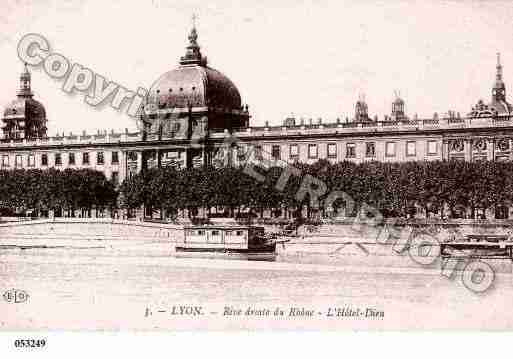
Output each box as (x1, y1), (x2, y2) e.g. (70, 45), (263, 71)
(149, 25), (242, 111)
(2, 64), (47, 140)
(3, 96), (46, 120)
(3, 64), (46, 120)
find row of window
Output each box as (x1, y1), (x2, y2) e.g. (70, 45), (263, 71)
(1, 151), (120, 167)
(385, 140), (438, 157)
(254, 143), (337, 161)
(1, 154), (120, 184)
(188, 229), (245, 236)
(253, 140), (439, 161)
(0, 141), (440, 168)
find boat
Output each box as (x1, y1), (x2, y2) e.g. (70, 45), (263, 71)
(175, 224), (277, 260)
(440, 234), (513, 259)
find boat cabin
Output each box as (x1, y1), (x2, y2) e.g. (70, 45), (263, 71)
(179, 225), (273, 253)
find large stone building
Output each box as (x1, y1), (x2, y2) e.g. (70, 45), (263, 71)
(2, 26), (513, 186)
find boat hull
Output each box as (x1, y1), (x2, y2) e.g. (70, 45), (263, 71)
(175, 243), (277, 261)
(441, 245), (512, 259)
(175, 248), (276, 261)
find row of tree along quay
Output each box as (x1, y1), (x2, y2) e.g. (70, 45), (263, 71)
(119, 159), (513, 222)
(0, 168), (117, 218)
(1, 160), (513, 222)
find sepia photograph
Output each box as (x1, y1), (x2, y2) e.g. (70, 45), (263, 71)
(1, 1), (513, 347)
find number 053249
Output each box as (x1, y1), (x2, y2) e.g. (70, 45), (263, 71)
(14, 339), (46, 348)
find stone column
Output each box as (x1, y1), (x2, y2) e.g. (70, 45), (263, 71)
(183, 148), (189, 169)
(485, 207), (495, 220)
(509, 138), (513, 162)
(442, 140), (448, 160)
(119, 151), (127, 183)
(488, 138), (495, 161)
(137, 150), (143, 173)
(203, 147), (209, 167)
(464, 139), (472, 161)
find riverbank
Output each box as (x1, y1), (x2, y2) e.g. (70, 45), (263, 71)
(1, 218), (512, 275)
(1, 218), (512, 330)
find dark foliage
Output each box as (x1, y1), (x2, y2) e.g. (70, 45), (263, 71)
(119, 160), (513, 220)
(0, 168), (117, 216)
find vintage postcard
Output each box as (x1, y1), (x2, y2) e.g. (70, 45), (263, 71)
(1, 0), (513, 339)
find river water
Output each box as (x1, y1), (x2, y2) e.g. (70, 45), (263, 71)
(1, 241), (512, 330)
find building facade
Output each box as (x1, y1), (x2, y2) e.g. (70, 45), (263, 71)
(2, 27), (513, 186)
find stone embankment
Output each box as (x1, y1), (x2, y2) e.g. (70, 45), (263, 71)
(1, 217), (512, 273)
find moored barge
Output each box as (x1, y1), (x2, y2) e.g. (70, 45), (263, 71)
(441, 234), (513, 259)
(176, 224), (277, 260)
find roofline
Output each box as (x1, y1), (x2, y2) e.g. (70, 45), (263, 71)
(184, 225), (264, 230)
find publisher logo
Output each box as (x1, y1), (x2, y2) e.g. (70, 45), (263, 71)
(3, 289), (29, 304)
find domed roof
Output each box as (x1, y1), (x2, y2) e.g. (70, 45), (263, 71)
(392, 90), (404, 105)
(148, 25), (242, 111)
(490, 99), (513, 114)
(2, 64), (47, 140)
(3, 97), (46, 118)
(3, 64), (46, 119)
(393, 96), (404, 105)
(150, 65), (242, 110)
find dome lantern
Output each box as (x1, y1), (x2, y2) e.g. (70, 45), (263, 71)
(391, 90), (406, 120)
(493, 52), (506, 103)
(17, 63), (33, 98)
(180, 14), (206, 66)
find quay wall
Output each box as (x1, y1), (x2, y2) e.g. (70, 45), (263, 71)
(2, 218), (513, 244)
(1, 218), (511, 273)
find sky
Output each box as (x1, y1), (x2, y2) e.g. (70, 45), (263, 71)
(1, 0), (513, 134)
